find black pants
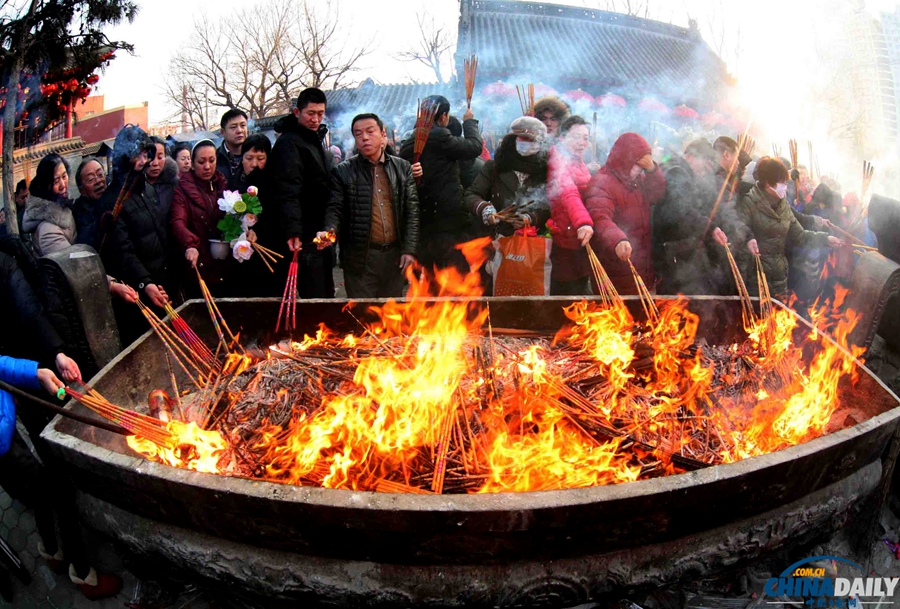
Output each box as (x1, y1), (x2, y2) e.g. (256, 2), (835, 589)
(418, 230), (470, 277)
(344, 245), (406, 299)
(299, 247), (335, 299)
(0, 406), (90, 579)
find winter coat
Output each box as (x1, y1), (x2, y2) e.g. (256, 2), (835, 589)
(399, 119), (483, 234)
(149, 157), (180, 212)
(171, 170), (228, 282)
(737, 183), (831, 297)
(267, 114), (335, 244)
(0, 356), (41, 456)
(584, 133), (666, 293)
(323, 153), (420, 275)
(463, 133), (550, 238)
(0, 250), (65, 368)
(72, 194), (111, 252)
(217, 143), (242, 192)
(112, 178), (177, 293)
(21, 195), (76, 256)
(547, 145), (593, 251)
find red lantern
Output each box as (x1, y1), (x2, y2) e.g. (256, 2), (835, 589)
(77, 86), (91, 99)
(673, 105), (699, 120)
(533, 83), (558, 98)
(66, 78), (79, 91)
(596, 93), (626, 108)
(42, 83), (58, 95)
(563, 89), (593, 103)
(86, 74), (99, 85)
(637, 98), (670, 114)
(482, 81), (516, 98)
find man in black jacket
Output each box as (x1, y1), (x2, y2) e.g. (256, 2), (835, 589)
(654, 139), (733, 295)
(267, 88), (336, 298)
(217, 109), (248, 191)
(317, 114), (422, 298)
(72, 158), (109, 252)
(399, 94), (482, 274)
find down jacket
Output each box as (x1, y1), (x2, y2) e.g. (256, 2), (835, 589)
(267, 113), (335, 244)
(0, 356), (41, 456)
(584, 133), (666, 293)
(170, 170), (228, 283)
(21, 195), (76, 256)
(112, 175), (177, 292)
(399, 118), (483, 233)
(463, 133), (550, 238)
(547, 145), (593, 250)
(737, 183), (831, 297)
(323, 153), (420, 274)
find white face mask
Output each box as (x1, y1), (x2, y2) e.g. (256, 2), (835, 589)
(629, 165), (642, 180)
(773, 183), (788, 199)
(516, 139), (540, 156)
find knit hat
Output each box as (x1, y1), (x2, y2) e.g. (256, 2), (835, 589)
(509, 117), (547, 141)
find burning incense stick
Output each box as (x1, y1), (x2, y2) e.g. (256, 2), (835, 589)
(412, 98), (439, 185)
(194, 267), (244, 355)
(464, 53), (478, 110)
(738, 134), (755, 157)
(516, 84), (535, 116)
(276, 251), (299, 333)
(772, 143), (782, 159)
(99, 172), (138, 252)
(628, 260), (658, 322)
(808, 141), (815, 181)
(789, 139), (800, 206)
(65, 386), (174, 445)
(851, 161), (876, 230)
(723, 242), (756, 329)
(585, 243), (623, 310)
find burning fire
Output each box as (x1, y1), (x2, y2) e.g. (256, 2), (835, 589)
(124, 244), (867, 495)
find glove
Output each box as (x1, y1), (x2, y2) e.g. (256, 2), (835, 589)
(481, 205), (498, 226)
(790, 169), (800, 181)
(100, 210), (116, 234)
(738, 150), (752, 169)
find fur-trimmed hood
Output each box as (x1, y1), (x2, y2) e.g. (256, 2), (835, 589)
(150, 157), (179, 187)
(21, 195), (74, 234)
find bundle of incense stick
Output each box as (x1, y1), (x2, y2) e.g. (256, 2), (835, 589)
(755, 255), (776, 353)
(592, 111), (598, 164)
(851, 161), (877, 230)
(738, 134), (755, 156)
(788, 139), (799, 169)
(65, 386), (174, 446)
(491, 202), (529, 223)
(723, 242), (756, 329)
(164, 303), (216, 367)
(251, 242), (283, 273)
(464, 53), (478, 110)
(137, 299), (213, 389)
(312, 229), (336, 248)
(808, 141), (815, 181)
(412, 99), (439, 184)
(772, 144), (782, 159)
(276, 251), (299, 333)
(100, 172), (138, 251)
(628, 259), (658, 322)
(516, 84), (535, 116)
(585, 243), (623, 309)
(195, 267), (244, 355)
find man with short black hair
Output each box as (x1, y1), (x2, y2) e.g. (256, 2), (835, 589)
(399, 94), (482, 274)
(218, 108), (249, 190)
(267, 87), (336, 298)
(316, 113), (422, 298)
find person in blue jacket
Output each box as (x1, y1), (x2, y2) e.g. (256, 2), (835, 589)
(0, 355), (64, 456)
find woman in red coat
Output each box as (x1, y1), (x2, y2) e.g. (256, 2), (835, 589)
(170, 140), (230, 295)
(584, 132), (666, 295)
(547, 115), (595, 295)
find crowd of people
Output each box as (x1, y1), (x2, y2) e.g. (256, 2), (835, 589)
(0, 85), (877, 601)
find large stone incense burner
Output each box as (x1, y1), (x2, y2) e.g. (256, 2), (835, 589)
(41, 296), (900, 607)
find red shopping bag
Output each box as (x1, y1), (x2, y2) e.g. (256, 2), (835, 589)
(491, 233), (552, 296)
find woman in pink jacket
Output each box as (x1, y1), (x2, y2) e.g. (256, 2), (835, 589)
(547, 116), (595, 295)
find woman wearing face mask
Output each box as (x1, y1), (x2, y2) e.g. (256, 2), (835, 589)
(546, 115), (595, 295)
(170, 140), (230, 295)
(584, 132), (666, 295)
(737, 157), (841, 298)
(464, 116), (551, 239)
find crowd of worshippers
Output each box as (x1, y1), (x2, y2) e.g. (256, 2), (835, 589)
(0, 86), (878, 600)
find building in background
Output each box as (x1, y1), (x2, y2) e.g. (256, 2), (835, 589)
(881, 5), (900, 138)
(71, 95), (150, 145)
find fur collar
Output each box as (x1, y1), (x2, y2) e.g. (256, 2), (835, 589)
(494, 133), (548, 177)
(22, 195), (74, 233)
(149, 157), (179, 187)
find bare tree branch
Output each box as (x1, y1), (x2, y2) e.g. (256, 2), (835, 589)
(395, 10), (454, 84)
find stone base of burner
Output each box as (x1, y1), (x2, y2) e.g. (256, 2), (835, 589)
(75, 461), (881, 608)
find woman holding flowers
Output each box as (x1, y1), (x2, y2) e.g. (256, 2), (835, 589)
(171, 140), (231, 295)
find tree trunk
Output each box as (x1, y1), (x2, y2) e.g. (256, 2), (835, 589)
(3, 60), (22, 236)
